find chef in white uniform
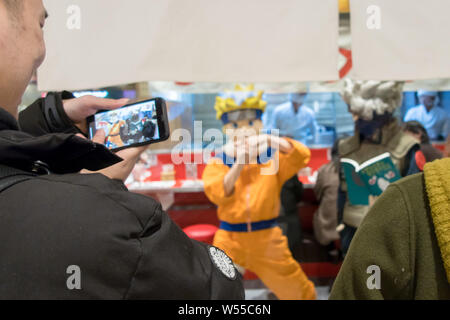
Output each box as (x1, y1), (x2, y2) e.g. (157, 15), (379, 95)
(404, 90), (450, 141)
(266, 91), (318, 145)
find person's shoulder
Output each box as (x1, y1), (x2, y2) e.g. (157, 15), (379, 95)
(358, 173), (426, 241)
(387, 173), (426, 215)
(421, 144), (444, 161)
(38, 173), (162, 227)
(387, 129), (420, 159)
(409, 105), (422, 111)
(301, 105), (315, 116)
(391, 172), (424, 192)
(434, 106), (448, 116)
(338, 134), (359, 156)
(316, 162), (339, 185)
(40, 172), (126, 197)
(405, 105), (422, 117)
(321, 161), (338, 176)
(273, 102), (291, 114)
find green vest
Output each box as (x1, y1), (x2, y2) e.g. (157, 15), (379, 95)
(339, 120), (419, 228)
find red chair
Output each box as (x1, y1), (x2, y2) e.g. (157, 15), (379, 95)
(183, 224), (218, 245)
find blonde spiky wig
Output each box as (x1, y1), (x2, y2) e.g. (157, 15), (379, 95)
(214, 84), (267, 122)
(342, 79), (404, 121)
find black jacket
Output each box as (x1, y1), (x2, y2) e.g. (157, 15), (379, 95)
(0, 93), (244, 300)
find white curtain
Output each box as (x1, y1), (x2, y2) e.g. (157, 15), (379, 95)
(38, 0), (339, 91)
(350, 0), (450, 80)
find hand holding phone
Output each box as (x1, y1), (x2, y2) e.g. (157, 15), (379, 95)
(83, 127), (148, 181)
(87, 98), (170, 152)
(63, 96), (130, 134)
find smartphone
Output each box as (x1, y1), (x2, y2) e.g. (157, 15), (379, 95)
(87, 97), (170, 152)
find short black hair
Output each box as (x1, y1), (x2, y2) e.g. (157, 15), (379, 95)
(404, 121), (430, 144)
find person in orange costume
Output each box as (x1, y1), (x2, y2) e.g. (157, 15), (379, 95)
(202, 86), (316, 300)
(105, 113), (126, 149)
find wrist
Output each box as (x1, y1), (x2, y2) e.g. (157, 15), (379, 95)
(233, 162), (245, 171)
(45, 91), (82, 135)
(278, 137), (294, 153)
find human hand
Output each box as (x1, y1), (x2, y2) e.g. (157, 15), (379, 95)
(63, 95), (129, 133)
(247, 134), (269, 148)
(235, 139), (250, 165)
(247, 134), (269, 162)
(79, 129), (147, 182)
(266, 135), (293, 153)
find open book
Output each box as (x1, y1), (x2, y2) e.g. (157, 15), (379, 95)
(341, 153), (401, 206)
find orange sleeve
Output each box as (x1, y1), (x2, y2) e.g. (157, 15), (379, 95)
(277, 138), (311, 185)
(202, 158), (231, 206)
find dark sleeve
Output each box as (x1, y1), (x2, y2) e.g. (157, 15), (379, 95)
(114, 193), (245, 300)
(313, 168), (324, 201)
(18, 91), (84, 137)
(329, 184), (412, 300)
(337, 161), (347, 225)
(402, 145), (421, 177)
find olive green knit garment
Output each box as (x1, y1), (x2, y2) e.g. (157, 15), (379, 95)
(424, 158), (450, 283)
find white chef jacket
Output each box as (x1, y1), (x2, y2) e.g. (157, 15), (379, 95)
(404, 104), (450, 140)
(266, 101), (318, 144)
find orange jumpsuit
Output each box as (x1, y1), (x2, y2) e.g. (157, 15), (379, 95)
(106, 120), (126, 148)
(202, 139), (316, 300)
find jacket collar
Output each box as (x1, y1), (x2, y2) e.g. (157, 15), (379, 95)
(0, 107), (19, 131)
(424, 158), (450, 284)
(339, 119), (418, 159)
(0, 107), (122, 174)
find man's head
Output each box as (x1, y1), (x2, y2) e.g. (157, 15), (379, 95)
(221, 110), (264, 139)
(0, 0), (47, 116)
(404, 120), (430, 144)
(131, 111), (140, 122)
(342, 79), (404, 122)
(342, 79), (404, 141)
(288, 84), (309, 108)
(418, 90), (438, 111)
(109, 112), (119, 124)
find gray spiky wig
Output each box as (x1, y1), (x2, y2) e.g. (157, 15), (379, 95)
(342, 79), (404, 121)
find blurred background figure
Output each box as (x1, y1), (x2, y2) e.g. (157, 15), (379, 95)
(265, 87), (317, 253)
(202, 85), (316, 300)
(338, 80), (420, 256)
(266, 88), (318, 145)
(404, 90), (450, 141)
(403, 121), (443, 170)
(279, 171), (304, 254)
(313, 139), (341, 262)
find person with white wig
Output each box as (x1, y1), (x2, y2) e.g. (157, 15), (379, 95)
(404, 90), (450, 141)
(337, 80), (420, 255)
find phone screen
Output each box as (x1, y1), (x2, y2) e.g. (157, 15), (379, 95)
(88, 99), (166, 151)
